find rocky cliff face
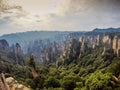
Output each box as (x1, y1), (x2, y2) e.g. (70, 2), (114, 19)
(112, 36), (120, 56)
(0, 39), (25, 65)
(8, 44), (23, 64)
(118, 39), (120, 55)
(112, 36), (118, 54)
(0, 39), (9, 50)
(14, 43), (25, 65)
(102, 34), (120, 56)
(58, 35), (100, 65)
(40, 41), (59, 64)
(79, 36), (85, 57)
(69, 38), (80, 59)
(57, 32), (120, 66)
(56, 38), (80, 66)
(80, 34), (101, 49)
(102, 35), (110, 43)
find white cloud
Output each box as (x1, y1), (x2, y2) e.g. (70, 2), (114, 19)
(0, 0), (120, 35)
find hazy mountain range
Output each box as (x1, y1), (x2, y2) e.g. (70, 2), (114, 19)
(0, 27), (120, 48)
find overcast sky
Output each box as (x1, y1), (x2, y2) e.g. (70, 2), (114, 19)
(0, 0), (120, 35)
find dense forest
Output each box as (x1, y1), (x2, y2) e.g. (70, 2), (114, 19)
(0, 28), (120, 90)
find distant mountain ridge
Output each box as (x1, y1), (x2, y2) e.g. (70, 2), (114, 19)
(93, 27), (120, 33)
(0, 31), (69, 45)
(0, 31), (84, 45)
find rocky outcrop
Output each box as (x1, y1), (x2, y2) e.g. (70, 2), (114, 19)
(56, 32), (120, 66)
(102, 34), (120, 56)
(40, 42), (59, 64)
(112, 36), (118, 54)
(79, 34), (101, 49)
(57, 38), (80, 65)
(28, 54), (39, 78)
(61, 41), (66, 53)
(79, 36), (85, 57)
(112, 36), (120, 56)
(0, 73), (30, 90)
(0, 39), (9, 50)
(102, 47), (106, 56)
(102, 35), (111, 44)
(0, 39), (26, 64)
(6, 77), (30, 90)
(96, 35), (100, 46)
(93, 35), (101, 48)
(70, 38), (80, 58)
(15, 43), (25, 65)
(117, 39), (120, 55)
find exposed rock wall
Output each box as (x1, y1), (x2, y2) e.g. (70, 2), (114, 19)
(102, 35), (110, 44)
(112, 36), (120, 56)
(102, 34), (120, 56)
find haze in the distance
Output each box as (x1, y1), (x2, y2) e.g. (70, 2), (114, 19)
(0, 0), (120, 35)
